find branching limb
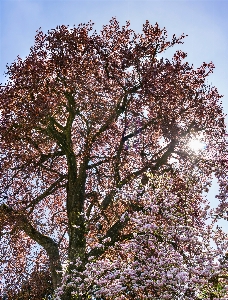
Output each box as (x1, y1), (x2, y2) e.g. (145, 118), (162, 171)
(25, 175), (66, 212)
(0, 204), (62, 289)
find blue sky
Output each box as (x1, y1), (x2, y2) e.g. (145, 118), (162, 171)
(0, 0), (228, 229)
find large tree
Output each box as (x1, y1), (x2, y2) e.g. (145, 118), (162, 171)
(0, 18), (228, 299)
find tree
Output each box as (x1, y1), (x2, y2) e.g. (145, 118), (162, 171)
(0, 18), (228, 299)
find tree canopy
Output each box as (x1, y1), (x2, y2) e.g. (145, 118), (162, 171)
(0, 18), (228, 299)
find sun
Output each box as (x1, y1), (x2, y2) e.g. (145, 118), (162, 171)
(188, 136), (205, 152)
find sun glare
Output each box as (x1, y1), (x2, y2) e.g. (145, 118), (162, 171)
(188, 137), (205, 152)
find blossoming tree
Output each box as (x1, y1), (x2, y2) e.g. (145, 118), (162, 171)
(0, 18), (227, 299)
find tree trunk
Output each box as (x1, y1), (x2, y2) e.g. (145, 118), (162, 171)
(59, 152), (88, 299)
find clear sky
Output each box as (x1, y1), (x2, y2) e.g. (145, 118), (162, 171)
(1, 0), (228, 229)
